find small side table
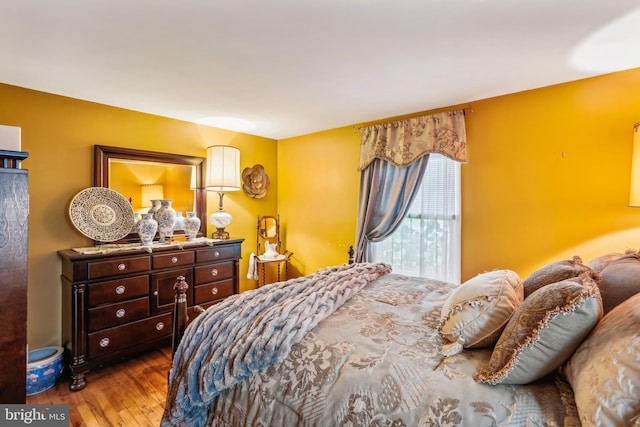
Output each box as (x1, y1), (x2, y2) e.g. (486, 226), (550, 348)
(255, 253), (292, 287)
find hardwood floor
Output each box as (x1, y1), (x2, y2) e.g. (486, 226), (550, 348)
(26, 347), (172, 427)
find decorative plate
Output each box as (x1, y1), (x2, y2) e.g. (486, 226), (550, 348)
(69, 187), (135, 242)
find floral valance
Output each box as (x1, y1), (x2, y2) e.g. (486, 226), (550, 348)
(358, 109), (467, 170)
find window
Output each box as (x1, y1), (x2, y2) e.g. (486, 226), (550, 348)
(371, 154), (461, 283)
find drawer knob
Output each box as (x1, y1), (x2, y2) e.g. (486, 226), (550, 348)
(117, 263), (126, 271)
(153, 290), (159, 296)
(214, 251), (220, 258)
(115, 285), (126, 295)
(211, 287), (218, 295)
(211, 268), (218, 276)
(100, 338), (110, 348)
(156, 322), (164, 331)
(116, 309), (125, 318)
(171, 257), (178, 263)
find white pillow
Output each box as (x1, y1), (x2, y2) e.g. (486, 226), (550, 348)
(564, 292), (640, 426)
(439, 269), (523, 353)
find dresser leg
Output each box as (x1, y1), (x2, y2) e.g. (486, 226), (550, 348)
(69, 373), (87, 391)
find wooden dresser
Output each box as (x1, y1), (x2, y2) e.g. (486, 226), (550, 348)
(58, 238), (243, 391)
(0, 150), (29, 403)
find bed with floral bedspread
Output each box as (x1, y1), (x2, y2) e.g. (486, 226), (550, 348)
(163, 255), (640, 427)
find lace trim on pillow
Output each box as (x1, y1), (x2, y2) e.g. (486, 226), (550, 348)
(438, 294), (496, 333)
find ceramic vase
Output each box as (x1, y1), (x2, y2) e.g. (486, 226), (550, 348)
(148, 199), (162, 219)
(156, 199), (177, 242)
(183, 212), (201, 240)
(173, 211), (185, 231)
(130, 212), (142, 234)
(137, 213), (158, 246)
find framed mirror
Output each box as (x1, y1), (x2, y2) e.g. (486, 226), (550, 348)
(258, 216), (278, 240)
(94, 145), (206, 242)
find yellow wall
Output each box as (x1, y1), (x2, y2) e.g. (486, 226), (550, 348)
(278, 68), (640, 281)
(278, 126), (361, 274)
(0, 83), (277, 349)
(462, 69), (640, 278)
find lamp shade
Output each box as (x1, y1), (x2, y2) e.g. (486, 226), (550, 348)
(631, 123), (640, 207)
(205, 146), (241, 191)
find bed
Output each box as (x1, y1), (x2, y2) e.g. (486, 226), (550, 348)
(162, 252), (640, 427)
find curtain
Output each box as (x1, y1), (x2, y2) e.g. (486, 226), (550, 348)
(354, 109), (466, 262)
(355, 157), (429, 262)
(358, 109), (467, 171)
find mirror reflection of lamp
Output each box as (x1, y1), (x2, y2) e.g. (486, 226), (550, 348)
(190, 165), (198, 212)
(630, 122), (640, 208)
(190, 166), (197, 190)
(140, 184), (164, 211)
(206, 146), (240, 239)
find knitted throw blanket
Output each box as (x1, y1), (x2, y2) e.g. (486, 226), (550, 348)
(163, 262), (391, 427)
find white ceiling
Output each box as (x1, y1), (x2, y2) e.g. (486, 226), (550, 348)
(1, 1), (640, 140)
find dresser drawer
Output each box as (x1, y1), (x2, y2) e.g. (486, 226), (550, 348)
(87, 297), (149, 332)
(88, 256), (151, 280)
(88, 275), (149, 307)
(196, 245), (238, 263)
(87, 312), (171, 359)
(194, 279), (234, 304)
(153, 251), (195, 270)
(194, 262), (233, 285)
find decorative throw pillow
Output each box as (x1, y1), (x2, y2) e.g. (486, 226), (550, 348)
(522, 256), (593, 298)
(563, 292), (640, 426)
(585, 249), (636, 273)
(598, 253), (640, 314)
(474, 273), (602, 385)
(439, 269), (523, 354)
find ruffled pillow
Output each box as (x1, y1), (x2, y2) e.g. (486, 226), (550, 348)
(563, 292), (640, 426)
(439, 269), (523, 355)
(585, 249), (636, 273)
(598, 253), (640, 314)
(522, 256), (593, 298)
(474, 272), (602, 385)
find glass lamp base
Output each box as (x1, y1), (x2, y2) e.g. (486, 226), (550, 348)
(210, 210), (232, 240)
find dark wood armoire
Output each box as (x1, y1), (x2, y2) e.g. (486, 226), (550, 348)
(0, 150), (29, 403)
